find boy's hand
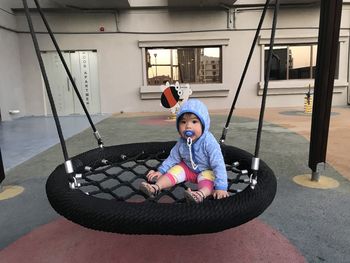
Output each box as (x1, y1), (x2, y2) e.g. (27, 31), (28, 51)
(213, 190), (229, 199)
(146, 170), (162, 182)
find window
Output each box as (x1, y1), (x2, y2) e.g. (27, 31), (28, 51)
(265, 44), (339, 80)
(146, 47), (222, 85)
(258, 36), (346, 96)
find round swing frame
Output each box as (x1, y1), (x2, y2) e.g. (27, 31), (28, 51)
(46, 142), (276, 235)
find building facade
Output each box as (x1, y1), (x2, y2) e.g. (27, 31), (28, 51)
(0, 0), (349, 121)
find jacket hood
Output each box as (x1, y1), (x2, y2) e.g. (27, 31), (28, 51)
(176, 99), (210, 134)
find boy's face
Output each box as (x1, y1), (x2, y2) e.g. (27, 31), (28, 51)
(178, 113), (202, 141)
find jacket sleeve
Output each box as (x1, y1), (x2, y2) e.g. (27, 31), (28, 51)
(158, 141), (182, 174)
(206, 137), (228, 190)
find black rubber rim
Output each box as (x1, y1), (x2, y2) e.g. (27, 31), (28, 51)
(46, 141), (277, 235)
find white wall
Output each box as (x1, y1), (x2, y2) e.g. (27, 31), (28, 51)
(1, 3), (349, 119)
(0, 29), (26, 121)
(0, 5), (25, 121)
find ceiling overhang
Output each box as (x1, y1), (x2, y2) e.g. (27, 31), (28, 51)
(8, 0), (321, 12)
(51, 0), (131, 9)
(234, 0), (320, 6)
(51, 0), (238, 9)
(167, 0), (237, 8)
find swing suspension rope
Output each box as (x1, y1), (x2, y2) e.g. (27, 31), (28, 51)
(220, 0), (280, 189)
(24, 0), (279, 192)
(33, 0), (103, 148)
(22, 0), (104, 183)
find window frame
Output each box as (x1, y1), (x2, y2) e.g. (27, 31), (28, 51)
(139, 39), (230, 100)
(264, 44), (318, 80)
(258, 36), (348, 95)
(146, 46), (223, 85)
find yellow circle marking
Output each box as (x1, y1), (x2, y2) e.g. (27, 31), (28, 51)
(0, 185), (25, 201)
(293, 174), (339, 189)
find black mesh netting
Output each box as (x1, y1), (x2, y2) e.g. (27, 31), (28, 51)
(46, 141), (277, 235)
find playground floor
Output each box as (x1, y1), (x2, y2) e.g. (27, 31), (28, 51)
(0, 106), (349, 263)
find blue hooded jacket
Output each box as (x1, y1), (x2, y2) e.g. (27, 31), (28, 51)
(158, 99), (228, 190)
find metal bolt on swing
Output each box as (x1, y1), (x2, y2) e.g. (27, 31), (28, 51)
(101, 159), (109, 165)
(249, 174), (258, 189)
(220, 127), (229, 145)
(231, 164), (243, 174)
(69, 177), (81, 189)
(64, 160), (74, 174)
(249, 157), (260, 189)
(65, 160), (81, 189)
(94, 131), (104, 148)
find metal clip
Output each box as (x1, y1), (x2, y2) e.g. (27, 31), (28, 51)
(69, 176), (81, 189)
(64, 160), (74, 174)
(232, 161), (239, 167)
(93, 130), (102, 141)
(94, 131), (104, 148)
(220, 127), (229, 144)
(241, 169), (248, 175)
(249, 157), (259, 189)
(249, 173), (257, 190)
(251, 157), (260, 171)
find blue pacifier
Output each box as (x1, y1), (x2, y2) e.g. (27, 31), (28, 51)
(184, 130), (194, 137)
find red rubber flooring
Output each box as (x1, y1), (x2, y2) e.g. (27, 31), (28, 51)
(0, 218), (305, 263)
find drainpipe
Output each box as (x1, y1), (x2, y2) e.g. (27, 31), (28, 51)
(114, 10), (120, 32)
(220, 4), (236, 29)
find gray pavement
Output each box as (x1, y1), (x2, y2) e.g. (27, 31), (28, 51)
(0, 113), (349, 262)
(0, 114), (109, 171)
